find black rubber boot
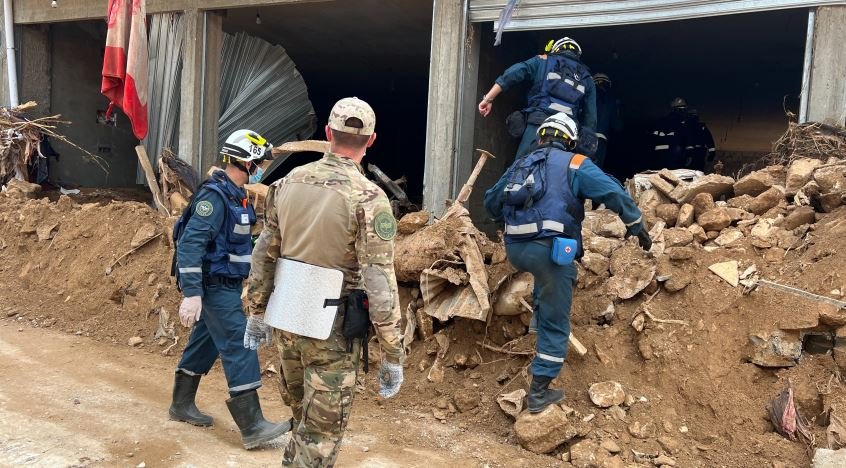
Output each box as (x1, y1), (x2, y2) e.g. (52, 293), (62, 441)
(527, 375), (565, 414)
(226, 390), (292, 450)
(169, 372), (214, 427)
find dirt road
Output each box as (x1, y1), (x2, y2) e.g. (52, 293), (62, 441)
(0, 322), (531, 468)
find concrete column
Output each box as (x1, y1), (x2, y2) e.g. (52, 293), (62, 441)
(18, 24), (50, 115)
(0, 8), (9, 107)
(423, 0), (466, 216)
(807, 6), (846, 125)
(178, 9), (221, 172)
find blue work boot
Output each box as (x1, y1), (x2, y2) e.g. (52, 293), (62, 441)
(527, 375), (565, 413)
(226, 390), (292, 449)
(169, 372), (214, 427)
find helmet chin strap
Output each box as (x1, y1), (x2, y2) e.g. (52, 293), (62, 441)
(232, 160), (256, 175)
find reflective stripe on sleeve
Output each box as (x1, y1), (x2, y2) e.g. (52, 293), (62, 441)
(654, 145), (670, 150)
(537, 353), (565, 363)
(549, 103), (573, 114)
(179, 267), (203, 274)
(548, 72), (562, 80)
(625, 216), (643, 227)
(228, 254), (252, 263)
(505, 220), (565, 236)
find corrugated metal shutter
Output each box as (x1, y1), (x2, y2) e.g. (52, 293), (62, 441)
(470, 0), (846, 30)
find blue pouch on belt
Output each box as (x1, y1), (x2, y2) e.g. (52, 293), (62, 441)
(551, 237), (578, 266)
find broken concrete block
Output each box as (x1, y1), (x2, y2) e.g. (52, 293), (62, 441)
(586, 210), (627, 239)
(680, 174), (735, 203)
(627, 419), (658, 439)
(131, 223), (159, 249)
(655, 203), (680, 227)
(585, 236), (620, 258)
(782, 206), (817, 230)
(569, 440), (614, 468)
(691, 192), (717, 218)
(714, 228), (744, 247)
(648, 171), (680, 200)
(515, 405), (584, 454)
(588, 381), (626, 408)
(709, 260), (739, 287)
(2, 179), (42, 199)
(814, 165), (846, 194)
(724, 207), (754, 223)
(747, 330), (802, 368)
(698, 208), (733, 232)
(727, 194), (755, 211)
(676, 203), (695, 228)
(581, 252), (611, 276)
(820, 192), (844, 213)
(786, 158), (822, 197)
(36, 222), (59, 241)
(734, 166), (783, 197)
(607, 245), (657, 300)
(667, 246), (695, 261)
(664, 227), (694, 248)
(746, 186), (785, 215)
(665, 273), (692, 292)
(795, 180), (821, 207)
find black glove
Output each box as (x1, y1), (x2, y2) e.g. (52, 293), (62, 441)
(636, 230), (652, 251)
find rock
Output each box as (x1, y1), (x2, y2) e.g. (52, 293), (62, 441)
(680, 174), (735, 203)
(706, 230), (720, 240)
(786, 158), (822, 197)
(147, 273), (158, 285)
(608, 405), (627, 421)
(688, 224), (708, 243)
(570, 440), (620, 468)
(607, 245), (657, 300)
(649, 171), (680, 200)
(820, 192), (844, 213)
(496, 389), (526, 418)
(600, 440), (621, 454)
(36, 222), (59, 241)
(514, 405), (583, 454)
(727, 194), (755, 211)
(3, 179), (42, 198)
(131, 224), (159, 248)
(453, 353), (469, 369)
(812, 448), (846, 467)
(585, 237), (620, 257)
(56, 194), (74, 212)
(432, 408), (448, 420)
(698, 208), (732, 231)
(709, 261), (739, 287)
(658, 436), (682, 454)
(676, 204), (695, 227)
(747, 330), (802, 368)
(597, 217), (626, 239)
(724, 207), (754, 223)
(795, 180), (821, 207)
(691, 192), (717, 218)
(427, 359), (445, 383)
(592, 302), (616, 325)
(814, 166), (846, 194)
(663, 228), (694, 247)
(667, 246), (695, 261)
(714, 228), (744, 247)
(128, 336), (143, 347)
(783, 206), (817, 230)
(453, 390), (480, 413)
(637, 335), (654, 360)
(665, 273), (691, 292)
(655, 204), (680, 227)
(397, 211), (430, 235)
(655, 455), (677, 466)
(747, 186), (785, 215)
(734, 167), (782, 197)
(589, 381), (626, 408)
(627, 420), (657, 439)
(582, 252), (611, 276)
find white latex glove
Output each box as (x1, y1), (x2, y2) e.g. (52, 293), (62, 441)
(243, 314), (272, 350)
(378, 360), (404, 399)
(179, 296), (202, 328)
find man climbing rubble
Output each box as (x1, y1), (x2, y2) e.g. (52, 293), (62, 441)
(245, 97), (405, 467)
(484, 112), (651, 414)
(169, 130), (291, 449)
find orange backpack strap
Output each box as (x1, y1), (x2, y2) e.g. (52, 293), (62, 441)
(569, 154), (587, 170)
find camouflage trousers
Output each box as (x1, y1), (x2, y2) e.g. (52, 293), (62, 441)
(274, 329), (360, 468)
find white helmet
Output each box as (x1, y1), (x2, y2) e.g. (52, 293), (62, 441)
(537, 112), (578, 141)
(550, 37), (581, 56)
(220, 129), (272, 164)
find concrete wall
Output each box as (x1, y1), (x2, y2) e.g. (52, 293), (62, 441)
(49, 21), (139, 187)
(18, 24), (50, 116)
(807, 6), (846, 124)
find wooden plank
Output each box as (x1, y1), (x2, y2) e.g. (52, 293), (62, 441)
(135, 145), (169, 215)
(272, 139), (330, 155)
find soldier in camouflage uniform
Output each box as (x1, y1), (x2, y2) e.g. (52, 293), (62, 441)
(244, 97), (405, 467)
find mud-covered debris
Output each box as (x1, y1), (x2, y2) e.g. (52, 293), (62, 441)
(589, 381), (626, 408)
(453, 389), (480, 413)
(397, 210), (430, 235)
(36, 222), (59, 241)
(128, 336), (143, 347)
(496, 389), (526, 418)
(600, 439), (621, 454)
(654, 454), (677, 466)
(627, 419), (657, 439)
(131, 223), (159, 249)
(665, 273), (691, 292)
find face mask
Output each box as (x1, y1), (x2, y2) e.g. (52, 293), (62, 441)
(249, 166), (264, 184)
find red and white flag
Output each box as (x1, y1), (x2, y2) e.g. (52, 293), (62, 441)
(101, 0), (148, 140)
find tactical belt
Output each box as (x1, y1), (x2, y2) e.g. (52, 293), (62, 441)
(204, 275), (243, 288)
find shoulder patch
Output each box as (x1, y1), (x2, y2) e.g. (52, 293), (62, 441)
(570, 154), (587, 170)
(373, 211), (397, 241)
(195, 200), (214, 217)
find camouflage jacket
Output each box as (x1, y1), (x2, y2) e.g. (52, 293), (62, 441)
(247, 152), (404, 363)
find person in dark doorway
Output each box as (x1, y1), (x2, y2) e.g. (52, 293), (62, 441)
(478, 36), (597, 159)
(651, 97), (689, 169)
(169, 129), (292, 450)
(686, 108), (717, 171)
(483, 112), (651, 413)
(592, 73), (623, 169)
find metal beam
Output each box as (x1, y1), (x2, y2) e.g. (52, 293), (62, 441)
(799, 8), (816, 123)
(12, 0), (332, 24)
